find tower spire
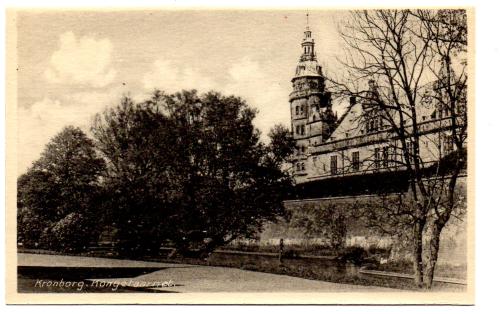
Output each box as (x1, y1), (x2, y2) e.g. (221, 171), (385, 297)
(301, 12), (315, 61)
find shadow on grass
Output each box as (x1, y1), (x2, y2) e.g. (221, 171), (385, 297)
(18, 266), (175, 293)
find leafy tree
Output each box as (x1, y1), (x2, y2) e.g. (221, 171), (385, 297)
(91, 96), (178, 256)
(92, 90), (294, 257)
(267, 124), (296, 166)
(17, 126), (105, 251)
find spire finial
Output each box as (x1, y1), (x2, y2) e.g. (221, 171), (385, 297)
(306, 11), (309, 28)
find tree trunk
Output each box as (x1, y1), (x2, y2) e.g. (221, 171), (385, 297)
(422, 217), (442, 289)
(412, 221), (424, 288)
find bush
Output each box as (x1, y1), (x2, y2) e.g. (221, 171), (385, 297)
(113, 223), (163, 257)
(282, 249), (300, 259)
(17, 208), (45, 248)
(51, 212), (99, 253)
(337, 246), (368, 265)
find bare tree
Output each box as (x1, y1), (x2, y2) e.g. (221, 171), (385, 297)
(329, 9), (467, 288)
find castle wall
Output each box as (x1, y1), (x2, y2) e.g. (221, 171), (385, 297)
(256, 177), (467, 266)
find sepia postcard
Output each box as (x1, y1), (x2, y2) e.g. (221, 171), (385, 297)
(5, 7), (475, 304)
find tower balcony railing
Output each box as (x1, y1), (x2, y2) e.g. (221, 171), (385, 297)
(289, 89), (324, 100)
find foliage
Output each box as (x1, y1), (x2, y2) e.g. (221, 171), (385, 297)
(337, 246), (367, 265)
(267, 124), (296, 165)
(92, 90), (294, 257)
(17, 207), (45, 248)
(17, 126), (105, 251)
(91, 96), (175, 256)
(50, 212), (98, 252)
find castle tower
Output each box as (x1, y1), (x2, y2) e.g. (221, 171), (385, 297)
(290, 16), (335, 174)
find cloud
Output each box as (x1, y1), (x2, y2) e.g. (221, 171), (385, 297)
(44, 32), (116, 88)
(223, 58), (291, 140)
(143, 59), (217, 93)
(18, 57), (292, 175)
(17, 89), (130, 175)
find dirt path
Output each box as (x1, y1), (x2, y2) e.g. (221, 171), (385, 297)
(18, 253), (400, 292)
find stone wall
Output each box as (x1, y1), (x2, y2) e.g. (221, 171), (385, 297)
(253, 179), (468, 267)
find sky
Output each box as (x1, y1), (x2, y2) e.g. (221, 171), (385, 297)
(16, 10), (348, 175)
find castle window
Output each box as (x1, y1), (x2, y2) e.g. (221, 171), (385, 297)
(374, 148), (380, 169)
(295, 125), (300, 135)
(301, 125), (305, 135)
(301, 163), (306, 171)
(383, 146), (389, 167)
(330, 155), (338, 174)
(406, 140), (414, 158)
(352, 151), (360, 171)
(300, 105), (304, 114)
(444, 135), (454, 155)
(296, 106), (299, 115)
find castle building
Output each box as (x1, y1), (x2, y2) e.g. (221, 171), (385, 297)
(290, 24), (337, 177)
(289, 24), (467, 194)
